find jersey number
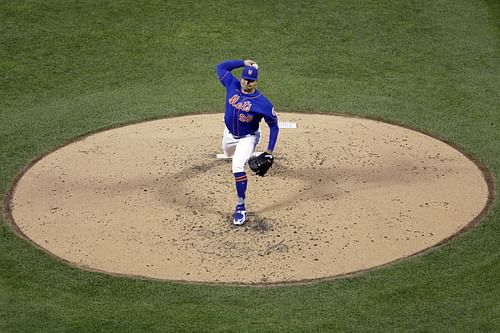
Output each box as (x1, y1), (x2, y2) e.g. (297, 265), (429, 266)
(239, 113), (254, 123)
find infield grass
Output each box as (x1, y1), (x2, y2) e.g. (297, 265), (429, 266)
(1, 0), (499, 332)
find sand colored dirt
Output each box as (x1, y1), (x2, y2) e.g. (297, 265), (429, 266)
(7, 113), (491, 284)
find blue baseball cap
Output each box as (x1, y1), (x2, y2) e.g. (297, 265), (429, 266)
(242, 66), (259, 81)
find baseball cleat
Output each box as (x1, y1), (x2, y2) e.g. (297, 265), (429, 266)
(233, 205), (247, 225)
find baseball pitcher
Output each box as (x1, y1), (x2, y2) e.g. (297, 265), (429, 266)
(216, 59), (279, 225)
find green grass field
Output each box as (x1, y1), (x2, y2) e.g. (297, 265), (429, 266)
(1, 0), (499, 331)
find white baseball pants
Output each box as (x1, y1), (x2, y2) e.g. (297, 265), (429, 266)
(222, 127), (261, 173)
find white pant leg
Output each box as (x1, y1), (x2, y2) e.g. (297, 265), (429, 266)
(222, 127), (261, 173)
(222, 127), (237, 158)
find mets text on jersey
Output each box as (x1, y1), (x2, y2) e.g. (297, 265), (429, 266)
(228, 95), (252, 112)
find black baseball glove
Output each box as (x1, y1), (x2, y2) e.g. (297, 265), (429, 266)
(248, 152), (274, 177)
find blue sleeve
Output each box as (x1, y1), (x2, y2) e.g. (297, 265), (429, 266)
(216, 59), (245, 87)
(264, 106), (279, 152)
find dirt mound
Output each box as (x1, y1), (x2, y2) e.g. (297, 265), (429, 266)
(7, 113), (491, 284)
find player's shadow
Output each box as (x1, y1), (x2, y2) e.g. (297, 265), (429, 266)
(149, 155), (424, 219)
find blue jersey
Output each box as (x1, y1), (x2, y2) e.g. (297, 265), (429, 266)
(216, 60), (279, 152)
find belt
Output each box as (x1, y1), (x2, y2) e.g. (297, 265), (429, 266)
(231, 132), (256, 139)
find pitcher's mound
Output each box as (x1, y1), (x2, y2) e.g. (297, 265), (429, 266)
(6, 113), (491, 284)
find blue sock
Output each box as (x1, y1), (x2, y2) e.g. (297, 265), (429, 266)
(234, 172), (247, 206)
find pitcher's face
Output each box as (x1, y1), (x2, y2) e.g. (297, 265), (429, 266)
(240, 78), (257, 94)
